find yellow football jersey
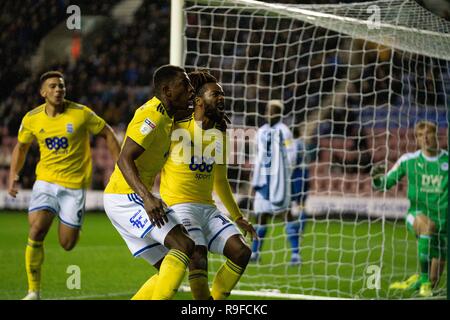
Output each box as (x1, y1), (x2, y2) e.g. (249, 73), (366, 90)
(104, 97), (174, 194)
(17, 100), (106, 189)
(160, 115), (227, 206)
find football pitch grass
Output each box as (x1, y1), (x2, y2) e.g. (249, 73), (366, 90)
(0, 211), (446, 300)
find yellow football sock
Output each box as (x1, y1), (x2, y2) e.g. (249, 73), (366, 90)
(152, 249), (190, 300)
(25, 238), (44, 293)
(189, 269), (211, 300)
(131, 274), (159, 300)
(211, 259), (244, 300)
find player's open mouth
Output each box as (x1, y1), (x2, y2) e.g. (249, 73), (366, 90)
(187, 94), (195, 109)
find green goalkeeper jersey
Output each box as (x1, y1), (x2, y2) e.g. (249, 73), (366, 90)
(372, 150), (448, 228)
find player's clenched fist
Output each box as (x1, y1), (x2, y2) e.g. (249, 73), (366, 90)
(235, 217), (258, 240)
(8, 180), (19, 198)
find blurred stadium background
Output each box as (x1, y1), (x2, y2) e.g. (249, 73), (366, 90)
(0, 0), (448, 300)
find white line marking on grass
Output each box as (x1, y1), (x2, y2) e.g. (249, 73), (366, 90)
(49, 289), (446, 300)
(179, 285), (351, 300)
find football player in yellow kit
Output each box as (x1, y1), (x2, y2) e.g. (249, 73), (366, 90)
(158, 70), (257, 300)
(104, 64), (196, 300)
(8, 71), (121, 300)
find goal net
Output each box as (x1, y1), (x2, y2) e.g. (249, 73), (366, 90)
(176, 0), (450, 299)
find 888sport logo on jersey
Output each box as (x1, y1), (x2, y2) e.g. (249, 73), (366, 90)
(45, 137), (69, 151)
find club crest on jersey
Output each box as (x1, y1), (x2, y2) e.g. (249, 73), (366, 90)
(441, 163), (448, 171)
(140, 118), (156, 135)
(129, 210), (148, 229)
(66, 123), (74, 134)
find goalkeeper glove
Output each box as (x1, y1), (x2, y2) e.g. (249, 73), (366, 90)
(370, 164), (386, 180)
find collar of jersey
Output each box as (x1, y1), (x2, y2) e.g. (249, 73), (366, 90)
(43, 101), (67, 119)
(421, 149), (443, 162)
(153, 96), (172, 118)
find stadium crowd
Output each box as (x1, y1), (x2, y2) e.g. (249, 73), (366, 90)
(0, 0), (170, 188)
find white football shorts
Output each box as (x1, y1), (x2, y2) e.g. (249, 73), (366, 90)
(170, 203), (242, 254)
(103, 193), (182, 265)
(29, 180), (86, 229)
(253, 190), (290, 216)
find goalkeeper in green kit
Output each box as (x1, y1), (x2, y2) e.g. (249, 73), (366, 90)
(371, 121), (448, 297)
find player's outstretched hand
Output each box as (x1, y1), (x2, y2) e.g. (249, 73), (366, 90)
(370, 163), (386, 179)
(143, 194), (169, 228)
(8, 180), (19, 198)
(235, 217), (258, 240)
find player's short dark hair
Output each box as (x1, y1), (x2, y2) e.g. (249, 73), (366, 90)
(39, 71), (64, 87)
(153, 64), (186, 95)
(188, 70), (218, 96)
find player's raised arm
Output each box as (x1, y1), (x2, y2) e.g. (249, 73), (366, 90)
(117, 137), (168, 228)
(8, 142), (32, 197)
(96, 123), (121, 163)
